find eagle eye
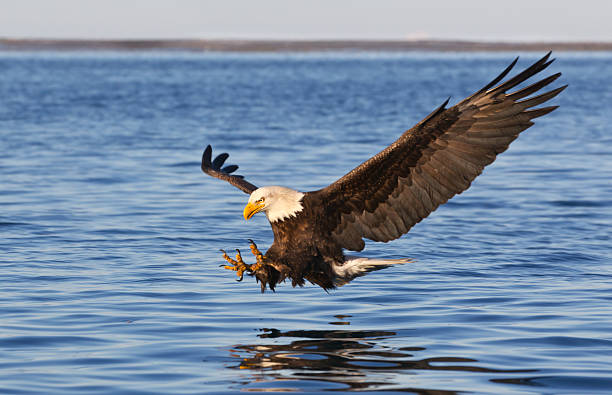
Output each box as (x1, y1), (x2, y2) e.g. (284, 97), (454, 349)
(257, 197), (265, 203)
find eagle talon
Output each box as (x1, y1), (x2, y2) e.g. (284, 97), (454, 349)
(235, 249), (244, 264)
(220, 245), (265, 281)
(220, 249), (239, 266)
(248, 239), (265, 263)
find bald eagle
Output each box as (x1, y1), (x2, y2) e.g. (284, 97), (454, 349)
(202, 53), (565, 292)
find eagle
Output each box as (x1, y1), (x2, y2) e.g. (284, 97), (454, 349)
(201, 52), (565, 292)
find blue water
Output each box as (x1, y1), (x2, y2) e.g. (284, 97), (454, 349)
(1, 51), (611, 394)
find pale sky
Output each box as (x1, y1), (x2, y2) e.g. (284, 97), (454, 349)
(1, 0), (611, 42)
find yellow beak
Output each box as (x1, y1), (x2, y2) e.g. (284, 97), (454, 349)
(243, 202), (265, 220)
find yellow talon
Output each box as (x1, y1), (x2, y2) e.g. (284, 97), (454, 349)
(219, 242), (266, 282)
(248, 239), (265, 267)
(220, 249), (238, 266)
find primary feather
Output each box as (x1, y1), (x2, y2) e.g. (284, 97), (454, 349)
(306, 52), (565, 252)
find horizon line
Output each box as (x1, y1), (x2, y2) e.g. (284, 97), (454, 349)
(3, 36), (612, 43)
(2, 37), (612, 52)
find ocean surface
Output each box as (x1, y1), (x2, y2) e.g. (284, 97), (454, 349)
(1, 51), (611, 394)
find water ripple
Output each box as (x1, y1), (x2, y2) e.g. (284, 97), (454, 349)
(1, 51), (611, 394)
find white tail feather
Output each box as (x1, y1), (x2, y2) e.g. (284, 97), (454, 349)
(332, 256), (413, 287)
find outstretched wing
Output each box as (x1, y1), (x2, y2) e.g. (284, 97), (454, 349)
(201, 145), (258, 194)
(306, 52), (566, 251)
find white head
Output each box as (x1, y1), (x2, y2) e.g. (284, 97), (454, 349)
(243, 186), (305, 223)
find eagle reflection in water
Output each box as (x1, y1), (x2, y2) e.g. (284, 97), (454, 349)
(226, 318), (536, 393)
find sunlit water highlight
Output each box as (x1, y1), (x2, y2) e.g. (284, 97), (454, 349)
(1, 51), (611, 394)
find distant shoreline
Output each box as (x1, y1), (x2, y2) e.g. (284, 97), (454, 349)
(2, 38), (612, 52)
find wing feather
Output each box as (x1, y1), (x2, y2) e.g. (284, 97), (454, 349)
(305, 53), (565, 251)
(507, 73), (561, 101)
(201, 145), (258, 194)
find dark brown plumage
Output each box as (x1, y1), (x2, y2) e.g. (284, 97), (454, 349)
(202, 53), (566, 292)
